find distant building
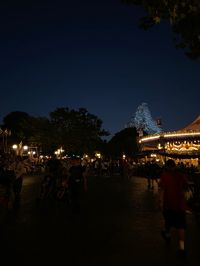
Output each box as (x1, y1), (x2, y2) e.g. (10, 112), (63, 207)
(138, 115), (200, 166)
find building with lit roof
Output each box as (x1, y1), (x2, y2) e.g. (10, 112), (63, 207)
(138, 115), (200, 166)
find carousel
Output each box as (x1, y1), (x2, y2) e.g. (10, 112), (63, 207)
(138, 115), (200, 167)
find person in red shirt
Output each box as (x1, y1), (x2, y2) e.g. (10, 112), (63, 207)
(159, 159), (188, 257)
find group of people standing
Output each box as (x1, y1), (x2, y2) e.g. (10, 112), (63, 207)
(39, 157), (191, 257)
(38, 157), (88, 213)
(0, 153), (193, 258)
(0, 155), (32, 207)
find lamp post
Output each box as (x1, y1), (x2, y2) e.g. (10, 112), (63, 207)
(12, 143), (28, 156)
(122, 153), (126, 160)
(95, 152), (101, 159)
(12, 144), (18, 155)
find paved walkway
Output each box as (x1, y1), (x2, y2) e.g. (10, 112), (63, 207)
(0, 174), (200, 266)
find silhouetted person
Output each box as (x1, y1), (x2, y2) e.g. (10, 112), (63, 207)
(10, 156), (27, 202)
(68, 158), (87, 213)
(159, 159), (188, 258)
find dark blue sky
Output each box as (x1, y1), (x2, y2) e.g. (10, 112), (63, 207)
(1, 0), (200, 137)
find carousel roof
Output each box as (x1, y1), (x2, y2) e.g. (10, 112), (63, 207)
(139, 115), (200, 144)
(178, 115), (200, 132)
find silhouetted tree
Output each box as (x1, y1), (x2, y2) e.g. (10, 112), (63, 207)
(122, 0), (200, 59)
(107, 127), (139, 159)
(3, 111), (35, 143)
(2, 108), (109, 156)
(28, 117), (58, 155)
(49, 107), (109, 155)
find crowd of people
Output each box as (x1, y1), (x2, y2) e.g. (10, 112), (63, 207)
(1, 153), (200, 258)
(37, 157), (89, 213)
(0, 154), (34, 208)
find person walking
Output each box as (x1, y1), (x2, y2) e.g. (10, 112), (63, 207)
(10, 156), (27, 202)
(68, 158), (87, 213)
(159, 159), (188, 257)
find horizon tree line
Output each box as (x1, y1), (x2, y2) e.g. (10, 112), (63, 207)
(0, 103), (158, 159)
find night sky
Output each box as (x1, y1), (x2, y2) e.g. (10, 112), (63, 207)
(1, 0), (200, 137)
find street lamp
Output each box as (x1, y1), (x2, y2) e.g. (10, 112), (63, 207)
(23, 145), (28, 151)
(54, 146), (64, 159)
(12, 144), (18, 150)
(12, 143), (28, 156)
(95, 152), (101, 159)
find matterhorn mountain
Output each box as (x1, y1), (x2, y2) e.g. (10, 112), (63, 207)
(126, 102), (162, 135)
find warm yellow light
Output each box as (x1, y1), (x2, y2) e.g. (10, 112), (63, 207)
(60, 147), (64, 153)
(139, 131), (200, 144)
(96, 152), (101, 158)
(157, 143), (162, 149)
(23, 145), (28, 150)
(12, 144), (17, 150)
(139, 135), (160, 143)
(164, 132), (200, 138)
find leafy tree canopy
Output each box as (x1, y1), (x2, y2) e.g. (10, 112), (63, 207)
(3, 111), (35, 143)
(107, 127), (139, 159)
(49, 107), (109, 155)
(122, 0), (200, 59)
(2, 108), (109, 156)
